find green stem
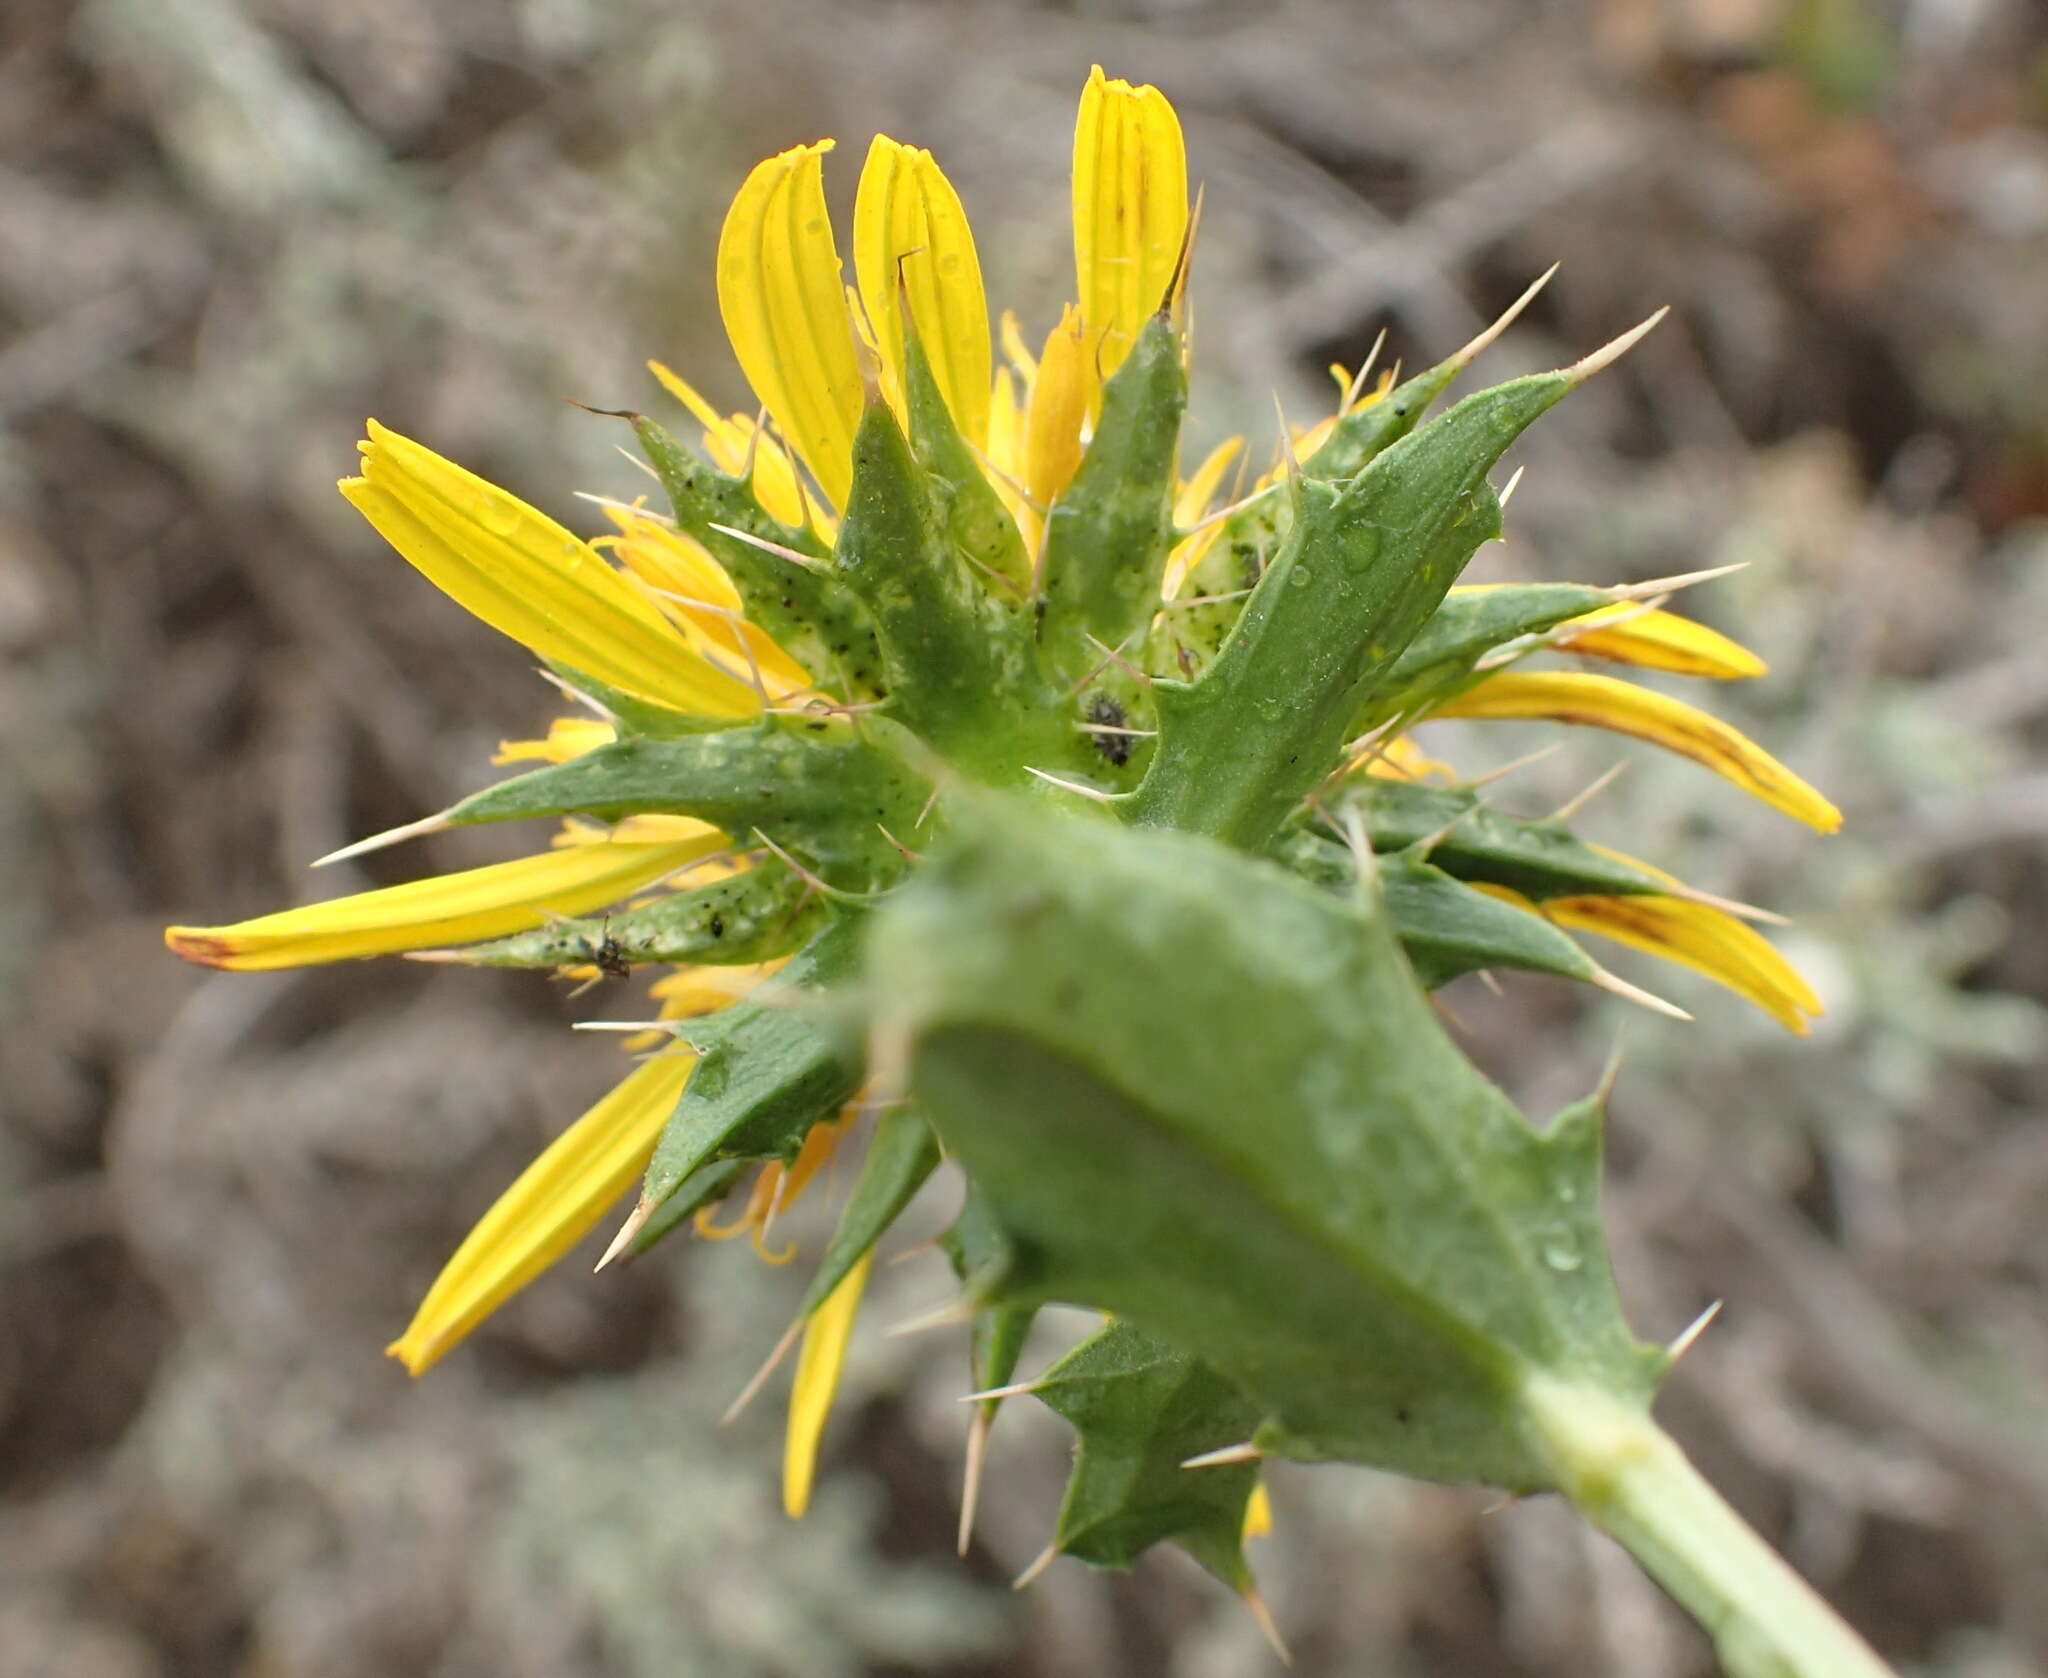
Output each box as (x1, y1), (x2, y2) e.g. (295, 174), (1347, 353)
(1521, 1377), (1897, 1678)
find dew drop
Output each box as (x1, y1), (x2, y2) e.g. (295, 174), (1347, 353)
(1288, 567), (1312, 589)
(474, 492), (521, 536)
(1542, 1238), (1583, 1273)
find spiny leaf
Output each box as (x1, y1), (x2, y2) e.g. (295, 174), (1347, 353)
(1036, 1319), (1262, 1588)
(442, 721), (930, 886)
(1036, 311), (1186, 679)
(635, 415), (885, 696)
(640, 918), (866, 1211)
(868, 795), (1662, 1489)
(1357, 582), (1617, 728)
(834, 395), (1049, 763)
(453, 859), (822, 969)
(902, 332), (1029, 592)
(1306, 779), (1670, 902)
(1132, 367), (1585, 848)
(796, 1105), (941, 1318)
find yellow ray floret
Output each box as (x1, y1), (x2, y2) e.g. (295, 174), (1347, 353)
(1072, 65), (1188, 386)
(1471, 882), (1820, 1032)
(854, 137), (992, 446)
(1431, 671), (1841, 832)
(494, 715), (619, 766)
(386, 1054), (696, 1375)
(1243, 1481), (1274, 1541)
(717, 141), (864, 512)
(165, 830), (724, 970)
(1026, 303), (1091, 507)
(784, 1248), (873, 1518)
(1550, 894), (1822, 1034)
(1162, 435), (1243, 597)
(599, 504), (814, 699)
(1550, 604), (1767, 679)
(646, 361), (821, 535)
(340, 424), (762, 720)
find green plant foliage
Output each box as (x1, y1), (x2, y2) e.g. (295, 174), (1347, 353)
(867, 796), (1663, 1490)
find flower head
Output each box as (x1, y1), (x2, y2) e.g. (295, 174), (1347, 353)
(166, 65), (1838, 1594)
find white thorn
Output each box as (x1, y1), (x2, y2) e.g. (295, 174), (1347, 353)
(1447, 263), (1560, 372)
(1012, 1543), (1059, 1591)
(885, 1297), (976, 1338)
(571, 1018), (676, 1033)
(1606, 561), (1749, 601)
(705, 521), (828, 573)
(593, 1197), (654, 1273)
(399, 948), (475, 965)
(1464, 743), (1562, 789)
(1668, 1298), (1724, 1363)
(310, 811), (452, 868)
(1563, 307), (1670, 386)
(1497, 464), (1527, 509)
(721, 1315), (806, 1424)
(957, 1380), (1040, 1404)
(958, 1406), (991, 1556)
(1587, 964), (1692, 1021)
(1023, 766), (1118, 804)
(1182, 1441), (1264, 1470)
(1550, 762), (1628, 824)
(1243, 1584), (1293, 1666)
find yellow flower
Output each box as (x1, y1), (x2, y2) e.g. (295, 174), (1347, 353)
(164, 828), (724, 970)
(387, 1054), (696, 1374)
(1429, 670), (1842, 833)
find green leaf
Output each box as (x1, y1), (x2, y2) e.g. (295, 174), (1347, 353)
(634, 416), (885, 699)
(903, 332), (1030, 594)
(866, 796), (1663, 1491)
(543, 661), (748, 739)
(1037, 312), (1186, 681)
(441, 720), (929, 887)
(451, 859), (823, 969)
(1035, 1319), (1262, 1588)
(1307, 779), (1670, 903)
(1163, 318), (1510, 672)
(640, 917), (866, 1212)
(796, 1105), (941, 1318)
(940, 1184), (1036, 1415)
(1130, 369), (1582, 850)
(1267, 829), (1601, 988)
(835, 396), (1050, 766)
(1357, 582), (1615, 727)
(627, 1157), (752, 1257)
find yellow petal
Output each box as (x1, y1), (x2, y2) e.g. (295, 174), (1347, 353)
(717, 141), (863, 512)
(1469, 882), (1821, 1033)
(386, 1055), (695, 1375)
(342, 424), (760, 719)
(854, 137), (992, 446)
(1072, 65), (1188, 385)
(165, 832), (723, 970)
(999, 309), (1039, 386)
(1431, 671), (1841, 832)
(1552, 605), (1767, 679)
(601, 505), (814, 698)
(1243, 1481), (1274, 1542)
(493, 715), (619, 766)
(1162, 435), (1243, 597)
(783, 1248), (873, 1518)
(1026, 303), (1090, 506)
(1543, 894), (1823, 1034)
(649, 959), (785, 1018)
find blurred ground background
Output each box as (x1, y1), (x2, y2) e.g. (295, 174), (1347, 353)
(4, 0), (2047, 1673)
